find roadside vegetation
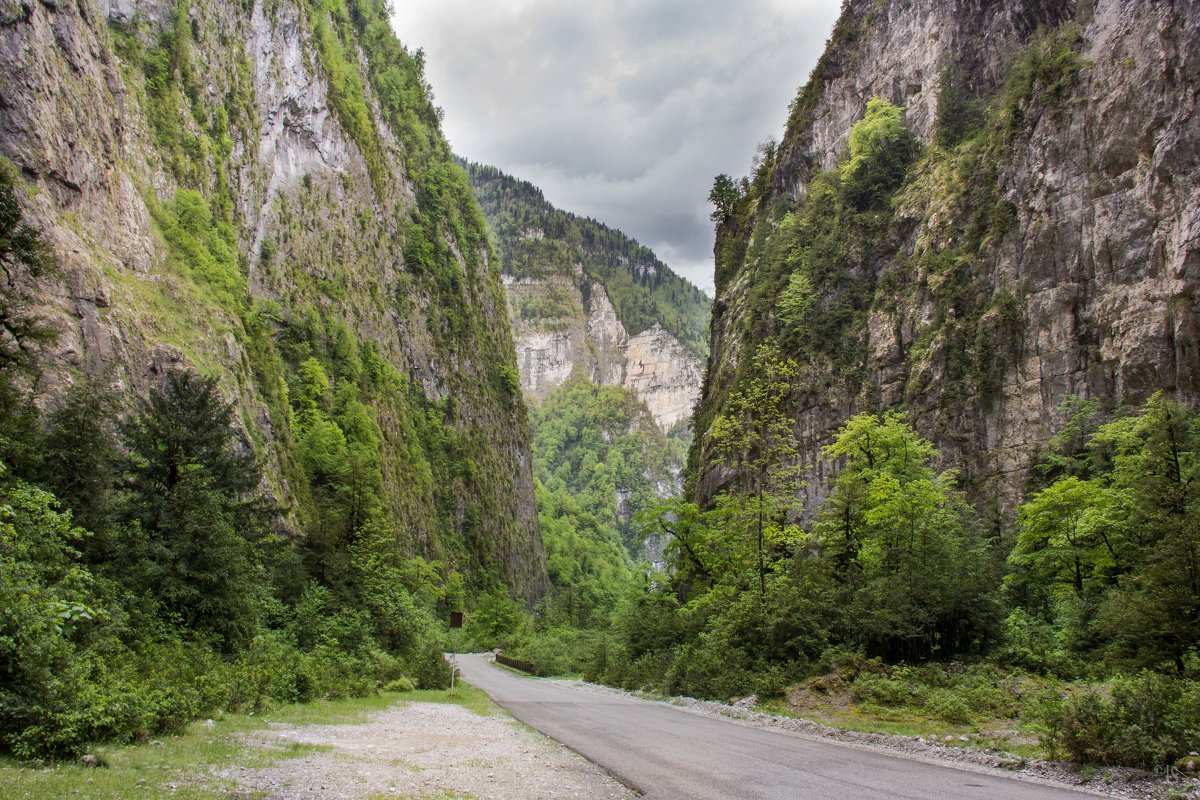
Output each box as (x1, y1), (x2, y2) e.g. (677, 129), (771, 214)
(0, 165), (454, 761)
(474, 348), (1200, 771)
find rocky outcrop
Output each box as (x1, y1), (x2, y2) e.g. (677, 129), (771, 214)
(506, 272), (702, 431)
(694, 0), (1200, 516)
(0, 0), (547, 598)
(624, 324), (703, 433)
(468, 163), (709, 432)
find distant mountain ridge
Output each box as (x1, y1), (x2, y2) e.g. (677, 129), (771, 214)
(464, 161), (710, 431)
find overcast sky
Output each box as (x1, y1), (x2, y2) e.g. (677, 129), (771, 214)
(389, 1), (841, 295)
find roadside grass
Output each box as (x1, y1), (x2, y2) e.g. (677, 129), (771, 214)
(760, 661), (1060, 760)
(757, 699), (1047, 759)
(0, 685), (497, 800)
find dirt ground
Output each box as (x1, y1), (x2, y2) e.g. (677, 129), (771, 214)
(217, 700), (634, 800)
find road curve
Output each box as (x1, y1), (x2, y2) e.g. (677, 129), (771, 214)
(456, 654), (1096, 800)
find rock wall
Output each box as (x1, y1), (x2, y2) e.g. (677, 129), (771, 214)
(694, 0), (1200, 518)
(0, 0), (547, 598)
(507, 272), (702, 431)
(466, 162), (709, 432)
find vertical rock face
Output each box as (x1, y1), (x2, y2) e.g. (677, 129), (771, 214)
(505, 273), (704, 431)
(471, 164), (709, 432)
(0, 0), (547, 598)
(694, 0), (1200, 516)
(623, 324), (704, 432)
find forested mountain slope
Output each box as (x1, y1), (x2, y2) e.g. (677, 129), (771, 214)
(692, 0), (1200, 519)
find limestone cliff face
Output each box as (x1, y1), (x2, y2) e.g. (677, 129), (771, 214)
(505, 272), (703, 431)
(694, 0), (1200, 516)
(1, 0), (547, 598)
(469, 163), (709, 432)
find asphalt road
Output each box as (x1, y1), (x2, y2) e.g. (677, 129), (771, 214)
(456, 654), (1096, 800)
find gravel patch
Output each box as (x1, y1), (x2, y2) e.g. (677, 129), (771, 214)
(216, 701), (634, 799)
(543, 677), (1199, 800)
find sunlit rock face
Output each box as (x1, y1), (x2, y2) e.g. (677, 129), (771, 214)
(506, 274), (702, 432)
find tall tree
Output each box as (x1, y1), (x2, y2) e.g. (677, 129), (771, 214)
(707, 344), (804, 594)
(38, 377), (120, 537)
(816, 412), (997, 660)
(119, 370), (269, 649)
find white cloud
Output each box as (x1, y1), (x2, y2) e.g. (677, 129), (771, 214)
(390, 0), (840, 294)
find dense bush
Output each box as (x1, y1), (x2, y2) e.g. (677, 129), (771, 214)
(838, 98), (918, 210)
(1045, 673), (1200, 768)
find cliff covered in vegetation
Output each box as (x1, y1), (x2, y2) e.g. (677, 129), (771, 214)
(0, 0), (548, 757)
(1, 0), (545, 596)
(693, 0), (1200, 519)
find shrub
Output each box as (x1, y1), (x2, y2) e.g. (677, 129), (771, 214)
(851, 673), (912, 708)
(1048, 673), (1200, 767)
(925, 688), (972, 724)
(838, 97), (918, 210)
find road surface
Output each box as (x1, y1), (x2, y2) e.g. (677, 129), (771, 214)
(456, 654), (1096, 800)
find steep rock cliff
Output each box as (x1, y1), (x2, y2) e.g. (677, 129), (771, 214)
(467, 163), (709, 431)
(0, 0), (547, 597)
(693, 0), (1199, 519)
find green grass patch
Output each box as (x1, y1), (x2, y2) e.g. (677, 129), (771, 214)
(402, 685), (498, 718)
(0, 687), (498, 799)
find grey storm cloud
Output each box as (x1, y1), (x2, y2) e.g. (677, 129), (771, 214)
(389, 0), (840, 294)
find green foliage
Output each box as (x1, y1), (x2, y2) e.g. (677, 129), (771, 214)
(305, 0), (388, 192)
(0, 470), (110, 758)
(996, 24), (1087, 136)
(37, 378), (120, 537)
(513, 284), (577, 323)
(1009, 395), (1200, 673)
(837, 661), (1031, 725)
(467, 162), (710, 359)
(148, 190), (247, 313)
(530, 378), (681, 557)
(0, 160), (57, 373)
(838, 98), (918, 210)
(118, 372), (270, 650)
(461, 589), (527, 651)
(0, 352), (457, 759)
(1046, 672), (1200, 768)
(520, 378), (687, 634)
(933, 63), (985, 149)
(626, 412), (1003, 700)
(708, 174), (743, 223)
(1010, 476), (1116, 597)
(707, 345), (804, 593)
(815, 412), (999, 661)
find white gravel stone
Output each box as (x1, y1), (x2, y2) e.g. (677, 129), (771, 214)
(216, 701), (633, 799)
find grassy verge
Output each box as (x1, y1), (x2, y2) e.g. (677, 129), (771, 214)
(757, 699), (1045, 759)
(0, 686), (496, 800)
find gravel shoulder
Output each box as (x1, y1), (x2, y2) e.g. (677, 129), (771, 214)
(541, 675), (1199, 800)
(217, 698), (634, 800)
